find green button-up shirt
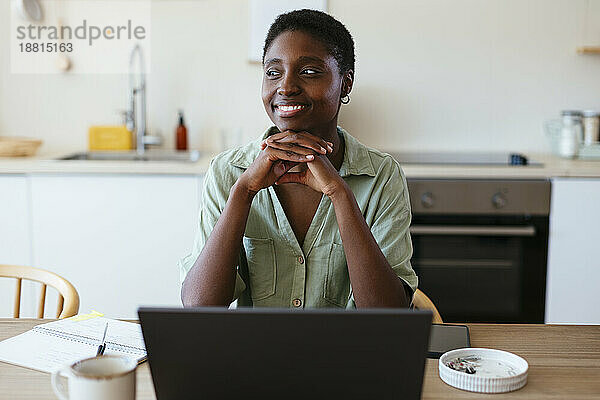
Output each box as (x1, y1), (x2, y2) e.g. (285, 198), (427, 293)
(178, 126), (418, 308)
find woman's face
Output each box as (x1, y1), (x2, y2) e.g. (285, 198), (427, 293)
(262, 30), (348, 135)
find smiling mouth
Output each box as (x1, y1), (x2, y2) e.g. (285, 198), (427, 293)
(274, 104), (308, 117)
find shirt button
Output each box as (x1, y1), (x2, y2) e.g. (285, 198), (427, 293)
(292, 299), (302, 307)
(297, 256), (304, 264)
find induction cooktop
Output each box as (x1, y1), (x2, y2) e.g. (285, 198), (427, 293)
(388, 152), (542, 166)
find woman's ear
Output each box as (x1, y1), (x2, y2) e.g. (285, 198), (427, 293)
(341, 70), (354, 97)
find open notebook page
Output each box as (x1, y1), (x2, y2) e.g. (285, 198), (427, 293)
(0, 317), (146, 373)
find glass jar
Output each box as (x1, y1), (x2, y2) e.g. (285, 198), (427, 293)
(557, 111), (583, 158)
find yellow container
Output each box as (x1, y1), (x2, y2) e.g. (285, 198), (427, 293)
(88, 126), (133, 151)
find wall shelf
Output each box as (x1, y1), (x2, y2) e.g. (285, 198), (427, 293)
(577, 46), (600, 54)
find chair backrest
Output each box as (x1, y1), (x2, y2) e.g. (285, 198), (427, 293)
(0, 264), (79, 319)
(412, 289), (443, 324)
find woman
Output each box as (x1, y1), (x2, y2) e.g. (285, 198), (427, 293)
(180, 9), (417, 308)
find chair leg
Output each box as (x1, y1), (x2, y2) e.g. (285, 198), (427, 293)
(13, 278), (22, 318)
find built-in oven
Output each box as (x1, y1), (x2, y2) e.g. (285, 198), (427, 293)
(407, 180), (551, 323)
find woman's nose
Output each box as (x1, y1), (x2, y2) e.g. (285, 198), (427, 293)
(277, 73), (302, 96)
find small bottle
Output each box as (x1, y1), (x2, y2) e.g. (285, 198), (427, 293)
(582, 110), (600, 145)
(176, 110), (188, 151)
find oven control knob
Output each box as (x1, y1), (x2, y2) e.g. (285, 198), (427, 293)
(421, 192), (435, 208)
(491, 192), (507, 209)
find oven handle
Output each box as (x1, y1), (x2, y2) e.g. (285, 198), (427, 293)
(409, 225), (536, 236)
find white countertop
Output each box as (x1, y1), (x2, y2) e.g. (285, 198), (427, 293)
(0, 151), (598, 179)
(0, 151), (214, 175)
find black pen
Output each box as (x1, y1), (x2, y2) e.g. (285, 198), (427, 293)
(96, 322), (108, 356)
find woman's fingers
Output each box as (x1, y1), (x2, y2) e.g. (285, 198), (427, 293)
(265, 147), (315, 162)
(272, 160), (298, 178)
(269, 137), (328, 155)
(275, 171), (306, 185)
(264, 140), (323, 156)
(242, 144), (314, 193)
(266, 131), (333, 154)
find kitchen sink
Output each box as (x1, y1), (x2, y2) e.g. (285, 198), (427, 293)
(56, 150), (201, 162)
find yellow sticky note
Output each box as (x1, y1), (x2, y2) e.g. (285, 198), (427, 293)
(67, 310), (104, 322)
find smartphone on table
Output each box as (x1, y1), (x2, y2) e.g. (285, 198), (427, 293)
(427, 324), (470, 359)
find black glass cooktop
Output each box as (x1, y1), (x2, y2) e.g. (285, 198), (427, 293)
(388, 152), (542, 166)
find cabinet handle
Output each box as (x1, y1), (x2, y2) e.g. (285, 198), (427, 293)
(409, 225), (536, 237)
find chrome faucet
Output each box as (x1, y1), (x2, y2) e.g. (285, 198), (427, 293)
(127, 44), (160, 155)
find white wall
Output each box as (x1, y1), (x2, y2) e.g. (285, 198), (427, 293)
(1, 0), (600, 154)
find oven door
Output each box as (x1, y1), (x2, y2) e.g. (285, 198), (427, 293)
(410, 215), (548, 323)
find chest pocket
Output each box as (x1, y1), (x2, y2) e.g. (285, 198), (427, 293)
(243, 236), (277, 301)
(324, 243), (350, 307)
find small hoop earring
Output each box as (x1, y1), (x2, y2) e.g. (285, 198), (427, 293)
(341, 94), (351, 104)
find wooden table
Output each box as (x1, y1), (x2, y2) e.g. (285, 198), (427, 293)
(0, 319), (599, 399)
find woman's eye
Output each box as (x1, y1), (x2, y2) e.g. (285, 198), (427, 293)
(302, 69), (319, 75)
(265, 70), (280, 78)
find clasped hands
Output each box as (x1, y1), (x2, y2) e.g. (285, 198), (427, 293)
(238, 130), (345, 197)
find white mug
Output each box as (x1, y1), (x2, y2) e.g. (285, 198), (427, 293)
(51, 355), (137, 400)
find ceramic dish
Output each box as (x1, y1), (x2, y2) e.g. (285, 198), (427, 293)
(439, 348), (528, 393)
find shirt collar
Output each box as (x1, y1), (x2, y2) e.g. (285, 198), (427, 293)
(337, 126), (376, 177)
(228, 126), (376, 178)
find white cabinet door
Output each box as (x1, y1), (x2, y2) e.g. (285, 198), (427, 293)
(546, 178), (600, 324)
(0, 175), (33, 317)
(30, 174), (199, 318)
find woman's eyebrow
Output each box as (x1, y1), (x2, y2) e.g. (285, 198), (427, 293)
(297, 56), (326, 65)
(264, 56), (326, 67)
(264, 58), (282, 67)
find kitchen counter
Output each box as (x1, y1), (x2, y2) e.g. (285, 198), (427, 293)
(0, 151), (598, 178)
(0, 151), (214, 175)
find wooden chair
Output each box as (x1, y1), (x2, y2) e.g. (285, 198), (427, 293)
(0, 264), (79, 319)
(413, 289), (443, 324)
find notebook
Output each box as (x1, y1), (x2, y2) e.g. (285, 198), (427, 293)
(0, 316), (146, 373)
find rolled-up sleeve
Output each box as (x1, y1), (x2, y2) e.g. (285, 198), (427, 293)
(371, 160), (417, 294)
(177, 157), (247, 300)
(346, 156), (418, 308)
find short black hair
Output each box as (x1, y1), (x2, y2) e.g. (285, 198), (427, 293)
(262, 9), (355, 75)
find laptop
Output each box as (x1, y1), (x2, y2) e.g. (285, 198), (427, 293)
(138, 307), (432, 400)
